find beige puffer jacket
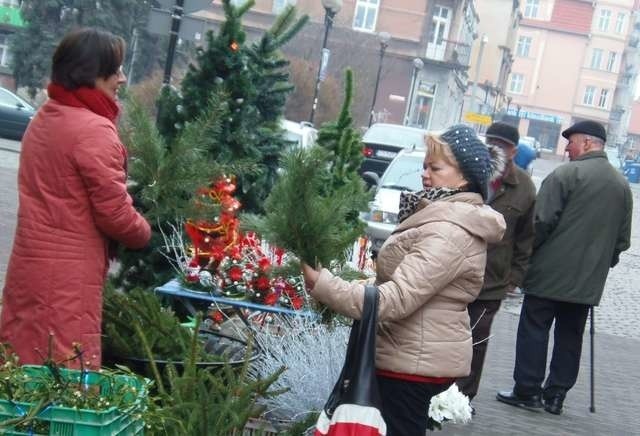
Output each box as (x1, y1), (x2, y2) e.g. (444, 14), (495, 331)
(312, 192), (506, 378)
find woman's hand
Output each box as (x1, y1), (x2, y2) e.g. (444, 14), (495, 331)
(301, 262), (320, 291)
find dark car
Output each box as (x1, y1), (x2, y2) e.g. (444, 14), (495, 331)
(0, 87), (35, 140)
(360, 123), (427, 177)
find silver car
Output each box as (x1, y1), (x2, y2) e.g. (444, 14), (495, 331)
(361, 149), (426, 254)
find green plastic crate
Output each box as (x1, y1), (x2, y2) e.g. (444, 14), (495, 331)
(0, 365), (146, 436)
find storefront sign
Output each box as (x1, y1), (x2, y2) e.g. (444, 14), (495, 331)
(506, 108), (563, 124)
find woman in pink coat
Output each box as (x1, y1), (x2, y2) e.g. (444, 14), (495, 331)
(0, 28), (151, 369)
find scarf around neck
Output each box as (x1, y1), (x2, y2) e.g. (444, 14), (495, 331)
(47, 82), (119, 123)
(398, 187), (463, 224)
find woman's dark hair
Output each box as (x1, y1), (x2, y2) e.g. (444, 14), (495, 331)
(51, 28), (125, 90)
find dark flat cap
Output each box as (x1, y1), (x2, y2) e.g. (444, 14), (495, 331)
(486, 122), (520, 147)
(562, 120), (606, 142)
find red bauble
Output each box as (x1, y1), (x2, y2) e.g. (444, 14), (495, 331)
(228, 266), (244, 282)
(263, 292), (279, 306)
(254, 275), (271, 291)
(258, 257), (271, 272)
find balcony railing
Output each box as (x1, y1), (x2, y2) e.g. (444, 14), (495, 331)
(425, 39), (471, 67)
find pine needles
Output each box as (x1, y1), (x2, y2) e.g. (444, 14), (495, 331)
(243, 146), (366, 268)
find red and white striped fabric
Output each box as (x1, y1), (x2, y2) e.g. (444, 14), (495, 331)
(314, 404), (387, 436)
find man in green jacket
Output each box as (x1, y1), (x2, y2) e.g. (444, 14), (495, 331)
(457, 122), (536, 404)
(497, 120), (633, 415)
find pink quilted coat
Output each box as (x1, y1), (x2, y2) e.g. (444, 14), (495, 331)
(0, 99), (150, 368)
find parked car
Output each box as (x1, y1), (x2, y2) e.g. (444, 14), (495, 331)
(360, 123), (427, 177)
(0, 87), (35, 140)
(361, 149), (425, 254)
(280, 119), (317, 149)
(605, 146), (623, 170)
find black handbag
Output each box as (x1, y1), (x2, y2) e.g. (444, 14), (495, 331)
(314, 285), (386, 436)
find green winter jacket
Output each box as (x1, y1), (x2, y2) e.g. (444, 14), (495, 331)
(523, 150), (633, 306)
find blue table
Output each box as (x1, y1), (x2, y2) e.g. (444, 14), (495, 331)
(154, 279), (316, 320)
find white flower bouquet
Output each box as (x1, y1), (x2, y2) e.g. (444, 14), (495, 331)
(427, 383), (473, 430)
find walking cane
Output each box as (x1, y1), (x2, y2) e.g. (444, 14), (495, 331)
(589, 306), (595, 413)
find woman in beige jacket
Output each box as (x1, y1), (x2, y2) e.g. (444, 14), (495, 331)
(303, 124), (506, 435)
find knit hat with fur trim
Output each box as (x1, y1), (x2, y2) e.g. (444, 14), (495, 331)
(439, 124), (507, 200)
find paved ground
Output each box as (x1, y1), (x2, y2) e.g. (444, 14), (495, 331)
(440, 311), (640, 436)
(0, 143), (639, 435)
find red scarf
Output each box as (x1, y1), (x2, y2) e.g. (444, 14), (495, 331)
(47, 82), (119, 123)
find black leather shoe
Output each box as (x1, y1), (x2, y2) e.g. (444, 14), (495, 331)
(544, 394), (564, 415)
(496, 390), (543, 412)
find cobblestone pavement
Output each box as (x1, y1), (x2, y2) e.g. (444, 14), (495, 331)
(440, 311), (640, 436)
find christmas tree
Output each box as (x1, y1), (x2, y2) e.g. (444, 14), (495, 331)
(113, 92), (256, 289)
(11, 0), (156, 98)
(243, 69), (371, 269)
(316, 69), (365, 190)
(157, 0), (308, 213)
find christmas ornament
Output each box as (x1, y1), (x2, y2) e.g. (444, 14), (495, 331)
(184, 176), (241, 265)
(185, 259), (200, 283)
(198, 270), (214, 287)
(217, 256), (249, 298)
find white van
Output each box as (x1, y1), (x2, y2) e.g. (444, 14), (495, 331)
(281, 119), (318, 149)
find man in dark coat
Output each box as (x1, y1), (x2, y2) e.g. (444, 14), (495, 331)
(497, 120), (633, 415)
(457, 122), (536, 403)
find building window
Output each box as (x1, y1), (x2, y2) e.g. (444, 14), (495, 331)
(590, 48), (602, 69)
(598, 9), (612, 32)
(583, 86), (596, 105)
(615, 13), (626, 34)
(353, 0), (379, 32)
(606, 51), (617, 72)
(524, 0), (539, 18)
(598, 89), (609, 108)
(272, 0), (296, 13)
(425, 5), (452, 60)
(509, 73), (524, 94)
(0, 34), (12, 67)
(516, 36), (532, 57)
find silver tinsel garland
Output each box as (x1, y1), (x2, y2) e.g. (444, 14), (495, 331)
(250, 318), (350, 422)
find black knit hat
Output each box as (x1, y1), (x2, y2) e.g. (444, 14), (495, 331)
(486, 122), (519, 147)
(562, 120), (606, 142)
(440, 124), (506, 200)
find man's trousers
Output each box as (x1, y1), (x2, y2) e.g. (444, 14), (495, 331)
(513, 294), (590, 399)
(457, 299), (502, 400)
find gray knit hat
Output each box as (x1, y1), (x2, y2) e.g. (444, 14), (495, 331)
(440, 124), (506, 200)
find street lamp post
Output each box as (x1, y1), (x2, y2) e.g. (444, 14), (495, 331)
(309, 0), (343, 125)
(470, 34), (489, 114)
(163, 0), (185, 86)
(368, 31), (391, 126)
(505, 96), (512, 114)
(404, 57), (424, 126)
